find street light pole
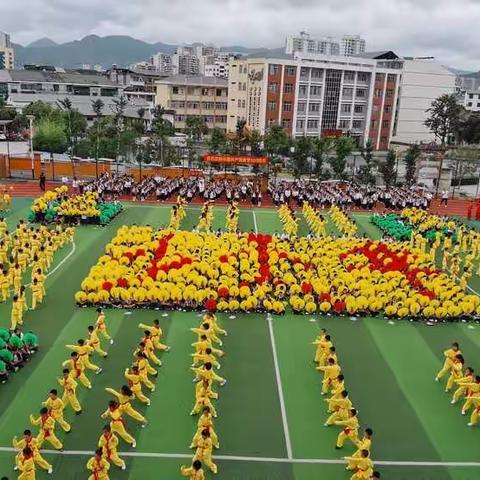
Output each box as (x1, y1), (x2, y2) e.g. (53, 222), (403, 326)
(26, 115), (35, 179)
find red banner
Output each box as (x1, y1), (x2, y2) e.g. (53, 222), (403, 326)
(203, 154), (269, 165)
(321, 129), (343, 138)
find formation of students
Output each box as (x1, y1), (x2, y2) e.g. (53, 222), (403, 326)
(1, 220), (75, 330)
(314, 329), (380, 480)
(169, 197), (188, 230)
(303, 202), (326, 237)
(435, 342), (480, 427)
(278, 204), (298, 237)
(181, 312), (227, 478)
(330, 206), (357, 237)
(0, 328), (38, 383)
(226, 201), (239, 233)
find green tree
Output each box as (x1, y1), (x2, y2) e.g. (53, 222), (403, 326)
(151, 106), (174, 138)
(425, 94), (463, 145)
(207, 127), (227, 153)
(185, 116), (208, 143)
(111, 95), (128, 170)
(247, 129), (263, 156)
(380, 149), (397, 186)
(357, 139), (375, 184)
(311, 137), (333, 178)
(291, 136), (312, 177)
(458, 112), (480, 144)
(264, 125), (291, 165)
(24, 101), (58, 120)
(329, 137), (354, 180)
(404, 144), (420, 185)
(33, 117), (68, 180)
(91, 99), (104, 177)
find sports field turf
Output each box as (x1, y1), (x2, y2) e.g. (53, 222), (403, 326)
(0, 199), (479, 480)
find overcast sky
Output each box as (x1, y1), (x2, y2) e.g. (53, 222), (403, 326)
(2, 0), (479, 70)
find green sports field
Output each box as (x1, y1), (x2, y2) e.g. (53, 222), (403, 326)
(0, 198), (479, 480)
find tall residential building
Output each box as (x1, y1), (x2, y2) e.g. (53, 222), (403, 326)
(151, 53), (173, 75)
(341, 35), (366, 56)
(155, 75), (228, 131)
(285, 32), (340, 56)
(392, 59), (456, 144)
(172, 53), (200, 75)
(205, 60), (229, 79)
(0, 31), (15, 69)
(227, 51), (455, 150)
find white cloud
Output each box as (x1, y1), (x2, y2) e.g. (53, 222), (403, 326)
(2, 0), (480, 69)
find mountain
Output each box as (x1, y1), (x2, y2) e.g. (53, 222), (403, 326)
(13, 35), (177, 69)
(12, 34), (271, 69)
(446, 66), (475, 76)
(27, 37), (58, 48)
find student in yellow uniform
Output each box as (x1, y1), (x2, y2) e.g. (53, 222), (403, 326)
(100, 401), (136, 447)
(30, 278), (44, 311)
(124, 366), (150, 405)
(435, 342), (461, 381)
(324, 390), (352, 425)
(313, 330), (331, 365)
(329, 374), (346, 400)
(467, 400), (480, 427)
(344, 449), (374, 480)
(13, 429), (52, 474)
(134, 352), (156, 391)
(62, 352), (92, 389)
(446, 354), (464, 393)
(334, 408), (359, 449)
(451, 367), (474, 404)
(191, 348), (221, 369)
(203, 312), (227, 336)
(192, 335), (224, 358)
(191, 323), (222, 346)
(16, 447), (36, 480)
(138, 319), (170, 351)
(58, 368), (82, 414)
(98, 425), (126, 471)
(66, 339), (102, 374)
(105, 386), (147, 425)
(0, 268), (9, 302)
(29, 407), (63, 450)
(19, 285), (28, 312)
(11, 294), (24, 330)
(461, 375), (480, 415)
(87, 325), (108, 358)
(191, 390), (218, 418)
(192, 362), (226, 386)
(317, 357), (342, 395)
(96, 308), (113, 344)
(193, 429), (217, 474)
(190, 406), (219, 449)
(142, 332), (162, 366)
(180, 460), (205, 480)
(347, 428), (373, 470)
(86, 448), (110, 480)
(42, 388), (71, 433)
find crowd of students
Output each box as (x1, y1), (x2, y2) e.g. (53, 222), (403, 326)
(269, 181), (432, 210)
(181, 312), (227, 479)
(314, 328), (379, 480)
(436, 342), (480, 427)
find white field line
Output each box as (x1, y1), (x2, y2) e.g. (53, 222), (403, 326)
(0, 447), (478, 467)
(266, 315), (293, 459)
(252, 210), (258, 233)
(25, 241), (76, 287)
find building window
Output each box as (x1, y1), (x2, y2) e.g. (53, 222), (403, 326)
(375, 89), (382, 97)
(309, 102), (321, 112)
(358, 73), (368, 82)
(381, 136), (388, 142)
(281, 119), (292, 128)
(268, 101), (276, 112)
(269, 64), (280, 75)
(296, 119), (305, 129)
(354, 104), (364, 114)
(371, 119), (377, 129)
(237, 99), (242, 107)
(285, 66), (295, 76)
(376, 73), (384, 82)
(382, 120), (389, 129)
(386, 89), (394, 97)
(269, 83), (278, 93)
(344, 71), (355, 82)
(299, 85), (308, 96)
(300, 67), (309, 78)
(311, 68), (322, 79)
(469, 93), (474, 99)
(284, 83), (294, 93)
(341, 104), (352, 114)
(216, 88), (224, 96)
(242, 100), (246, 108)
(468, 102), (473, 107)
(384, 105), (392, 113)
(352, 120), (363, 129)
(339, 119), (350, 129)
(283, 102), (292, 112)
(373, 104), (380, 112)
(267, 119), (276, 127)
(342, 87), (353, 98)
(387, 74), (396, 83)
(172, 86), (179, 94)
(356, 88), (366, 98)
(310, 85), (322, 96)
(297, 102), (306, 112)
(307, 119), (319, 129)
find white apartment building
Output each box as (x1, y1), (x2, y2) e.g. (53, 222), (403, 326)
(391, 59), (456, 144)
(205, 61), (229, 79)
(285, 32), (340, 56)
(155, 75), (228, 131)
(0, 31), (15, 69)
(341, 35), (366, 56)
(151, 53), (173, 75)
(463, 91), (480, 112)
